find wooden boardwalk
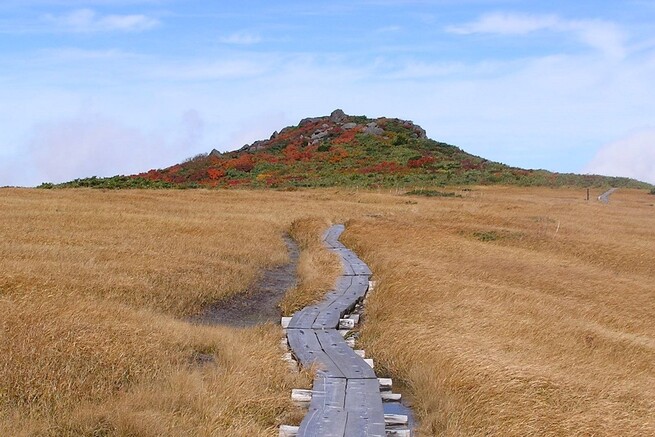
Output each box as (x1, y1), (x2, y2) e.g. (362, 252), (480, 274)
(283, 224), (388, 436)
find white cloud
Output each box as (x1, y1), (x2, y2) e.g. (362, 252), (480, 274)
(150, 58), (270, 81)
(446, 13), (559, 35)
(219, 31), (262, 45)
(446, 13), (626, 58)
(21, 110), (203, 185)
(43, 8), (159, 32)
(585, 129), (655, 184)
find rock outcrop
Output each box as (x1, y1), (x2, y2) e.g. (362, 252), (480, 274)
(235, 109), (427, 153)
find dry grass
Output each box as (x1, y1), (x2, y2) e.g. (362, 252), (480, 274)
(0, 188), (396, 435)
(279, 217), (342, 315)
(1, 186), (653, 436)
(345, 187), (655, 436)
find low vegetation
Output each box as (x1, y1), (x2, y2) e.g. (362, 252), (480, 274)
(278, 217), (341, 315)
(1, 186), (653, 436)
(344, 187), (655, 436)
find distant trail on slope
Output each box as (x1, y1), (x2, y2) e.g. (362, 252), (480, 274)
(598, 188), (618, 204)
(189, 235), (300, 327)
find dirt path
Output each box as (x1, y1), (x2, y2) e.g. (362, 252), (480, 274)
(188, 235), (300, 327)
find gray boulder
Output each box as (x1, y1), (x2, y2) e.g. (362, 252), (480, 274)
(363, 122), (384, 136)
(329, 109), (348, 124)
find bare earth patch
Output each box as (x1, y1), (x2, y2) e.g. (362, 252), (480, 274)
(188, 235), (300, 327)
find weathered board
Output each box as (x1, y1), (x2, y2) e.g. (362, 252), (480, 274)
(344, 379), (386, 436)
(298, 408), (348, 437)
(288, 305), (322, 329)
(310, 376), (347, 410)
(317, 330), (377, 379)
(287, 329), (344, 379)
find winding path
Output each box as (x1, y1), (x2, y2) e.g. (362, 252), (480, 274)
(285, 224), (387, 436)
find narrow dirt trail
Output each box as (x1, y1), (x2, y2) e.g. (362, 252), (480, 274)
(189, 235), (300, 327)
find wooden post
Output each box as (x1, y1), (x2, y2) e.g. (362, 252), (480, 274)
(339, 318), (356, 330)
(378, 378), (393, 390)
(381, 392), (402, 402)
(291, 388), (313, 404)
(586, 188), (590, 201)
(384, 414), (409, 426)
(279, 425), (299, 437)
(386, 430), (411, 437)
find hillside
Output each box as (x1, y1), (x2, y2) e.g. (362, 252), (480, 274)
(49, 110), (651, 190)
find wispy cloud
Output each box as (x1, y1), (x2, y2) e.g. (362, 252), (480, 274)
(447, 13), (626, 58)
(43, 8), (159, 32)
(585, 129), (655, 184)
(447, 12), (559, 35)
(23, 110), (203, 185)
(150, 58), (270, 81)
(219, 31), (262, 45)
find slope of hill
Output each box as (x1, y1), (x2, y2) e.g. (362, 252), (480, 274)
(49, 110), (651, 190)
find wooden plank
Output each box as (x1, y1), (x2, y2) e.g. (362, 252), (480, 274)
(322, 224), (345, 247)
(288, 305), (321, 329)
(279, 424), (299, 437)
(297, 408), (347, 437)
(331, 248), (373, 277)
(340, 259), (356, 276)
(313, 299), (356, 329)
(313, 276), (368, 329)
(346, 379), (385, 414)
(344, 379), (386, 436)
(312, 277), (368, 329)
(350, 262), (372, 276)
(310, 376), (346, 410)
(317, 330), (377, 379)
(344, 275), (369, 300)
(312, 304), (342, 329)
(287, 329), (344, 378)
(334, 276), (353, 294)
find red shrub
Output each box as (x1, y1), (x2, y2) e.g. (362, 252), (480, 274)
(207, 168), (226, 180)
(408, 156), (435, 168)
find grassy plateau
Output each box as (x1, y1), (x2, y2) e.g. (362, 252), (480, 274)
(1, 186), (653, 436)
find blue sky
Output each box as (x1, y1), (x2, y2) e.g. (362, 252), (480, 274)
(1, 0), (654, 186)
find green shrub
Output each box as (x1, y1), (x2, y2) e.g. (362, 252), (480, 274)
(473, 231), (499, 242)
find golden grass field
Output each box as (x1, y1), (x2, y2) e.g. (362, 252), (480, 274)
(1, 187), (653, 436)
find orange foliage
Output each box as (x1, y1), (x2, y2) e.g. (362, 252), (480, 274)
(328, 147), (349, 163)
(207, 168), (226, 180)
(333, 128), (360, 145)
(283, 145), (313, 162)
(225, 154), (255, 172)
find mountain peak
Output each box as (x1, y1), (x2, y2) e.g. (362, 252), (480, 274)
(237, 110), (427, 154)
